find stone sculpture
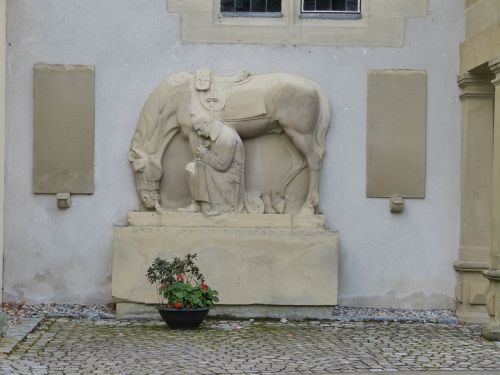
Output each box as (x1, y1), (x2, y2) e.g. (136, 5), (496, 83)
(129, 69), (331, 215)
(179, 114), (245, 216)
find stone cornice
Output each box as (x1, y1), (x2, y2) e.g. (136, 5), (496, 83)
(459, 92), (494, 100)
(454, 260), (490, 272)
(458, 73), (495, 100)
(458, 73), (495, 87)
(489, 57), (500, 75)
(483, 268), (500, 281)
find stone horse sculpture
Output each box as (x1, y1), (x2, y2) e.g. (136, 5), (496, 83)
(129, 70), (331, 214)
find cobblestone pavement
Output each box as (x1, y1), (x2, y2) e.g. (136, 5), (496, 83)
(0, 317), (42, 354)
(1, 319), (500, 374)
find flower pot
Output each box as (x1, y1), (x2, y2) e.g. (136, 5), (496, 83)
(157, 307), (209, 329)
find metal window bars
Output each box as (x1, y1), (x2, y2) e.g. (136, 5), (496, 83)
(221, 0), (281, 13)
(302, 0), (360, 13)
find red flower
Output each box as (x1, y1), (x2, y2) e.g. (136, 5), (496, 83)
(174, 301), (182, 309)
(201, 281), (208, 291)
(176, 274), (184, 282)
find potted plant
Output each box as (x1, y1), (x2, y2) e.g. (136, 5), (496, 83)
(146, 253), (219, 329)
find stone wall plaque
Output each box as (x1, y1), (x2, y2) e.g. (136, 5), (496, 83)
(366, 69), (427, 198)
(33, 64), (95, 194)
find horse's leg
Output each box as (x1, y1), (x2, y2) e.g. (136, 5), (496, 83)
(281, 128), (321, 214)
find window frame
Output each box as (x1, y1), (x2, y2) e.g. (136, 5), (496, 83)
(300, 0), (361, 19)
(220, 0), (283, 17)
(218, 0), (361, 20)
(301, 0), (361, 14)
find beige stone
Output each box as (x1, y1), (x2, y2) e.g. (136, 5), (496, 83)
(33, 64), (95, 194)
(455, 261), (490, 323)
(167, 0), (427, 47)
(456, 77), (494, 249)
(461, 23), (500, 73)
(482, 57), (500, 340)
(461, 0), (500, 73)
(129, 71), (331, 214)
(112, 213), (338, 306)
(127, 212), (327, 230)
(459, 0), (500, 327)
(389, 195), (404, 213)
(366, 70), (427, 198)
(465, 0), (500, 39)
(455, 73), (493, 324)
(56, 193), (71, 209)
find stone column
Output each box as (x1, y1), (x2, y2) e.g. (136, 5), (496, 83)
(455, 73), (494, 323)
(483, 57), (500, 340)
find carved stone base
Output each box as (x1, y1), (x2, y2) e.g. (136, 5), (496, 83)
(112, 212), (338, 319)
(482, 269), (500, 341)
(454, 261), (490, 324)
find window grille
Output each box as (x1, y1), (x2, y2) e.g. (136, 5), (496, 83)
(221, 0), (281, 14)
(302, 0), (360, 13)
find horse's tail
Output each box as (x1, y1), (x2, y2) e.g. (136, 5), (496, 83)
(312, 83), (331, 164)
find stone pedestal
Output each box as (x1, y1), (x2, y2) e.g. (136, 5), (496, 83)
(112, 212), (338, 319)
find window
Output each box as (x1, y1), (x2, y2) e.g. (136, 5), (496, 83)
(169, 0), (428, 47)
(221, 0), (281, 15)
(302, 0), (360, 13)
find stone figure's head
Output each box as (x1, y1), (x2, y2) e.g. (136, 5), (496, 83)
(129, 147), (163, 210)
(192, 113), (214, 138)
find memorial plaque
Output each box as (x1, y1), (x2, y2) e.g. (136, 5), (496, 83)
(34, 64), (95, 194)
(366, 69), (427, 198)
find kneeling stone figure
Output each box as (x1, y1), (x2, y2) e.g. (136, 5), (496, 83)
(179, 114), (245, 216)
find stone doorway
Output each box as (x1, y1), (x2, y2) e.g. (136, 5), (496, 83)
(455, 57), (500, 340)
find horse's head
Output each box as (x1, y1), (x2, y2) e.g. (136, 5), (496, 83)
(129, 147), (163, 210)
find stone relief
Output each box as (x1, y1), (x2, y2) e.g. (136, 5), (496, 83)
(179, 114), (245, 216)
(129, 69), (331, 215)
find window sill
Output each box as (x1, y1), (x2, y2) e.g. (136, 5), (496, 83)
(299, 12), (361, 20)
(220, 12), (283, 18)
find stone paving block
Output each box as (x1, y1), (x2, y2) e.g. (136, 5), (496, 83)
(1, 319), (500, 374)
(0, 317), (43, 354)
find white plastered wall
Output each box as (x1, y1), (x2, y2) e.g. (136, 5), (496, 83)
(4, 0), (464, 308)
(0, 0), (5, 304)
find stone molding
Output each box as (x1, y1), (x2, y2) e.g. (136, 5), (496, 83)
(490, 57), (500, 83)
(127, 212), (326, 229)
(484, 269), (500, 281)
(167, 0), (428, 47)
(454, 260), (490, 272)
(457, 73), (495, 100)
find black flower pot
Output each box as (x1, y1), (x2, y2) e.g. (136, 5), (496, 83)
(157, 307), (209, 329)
